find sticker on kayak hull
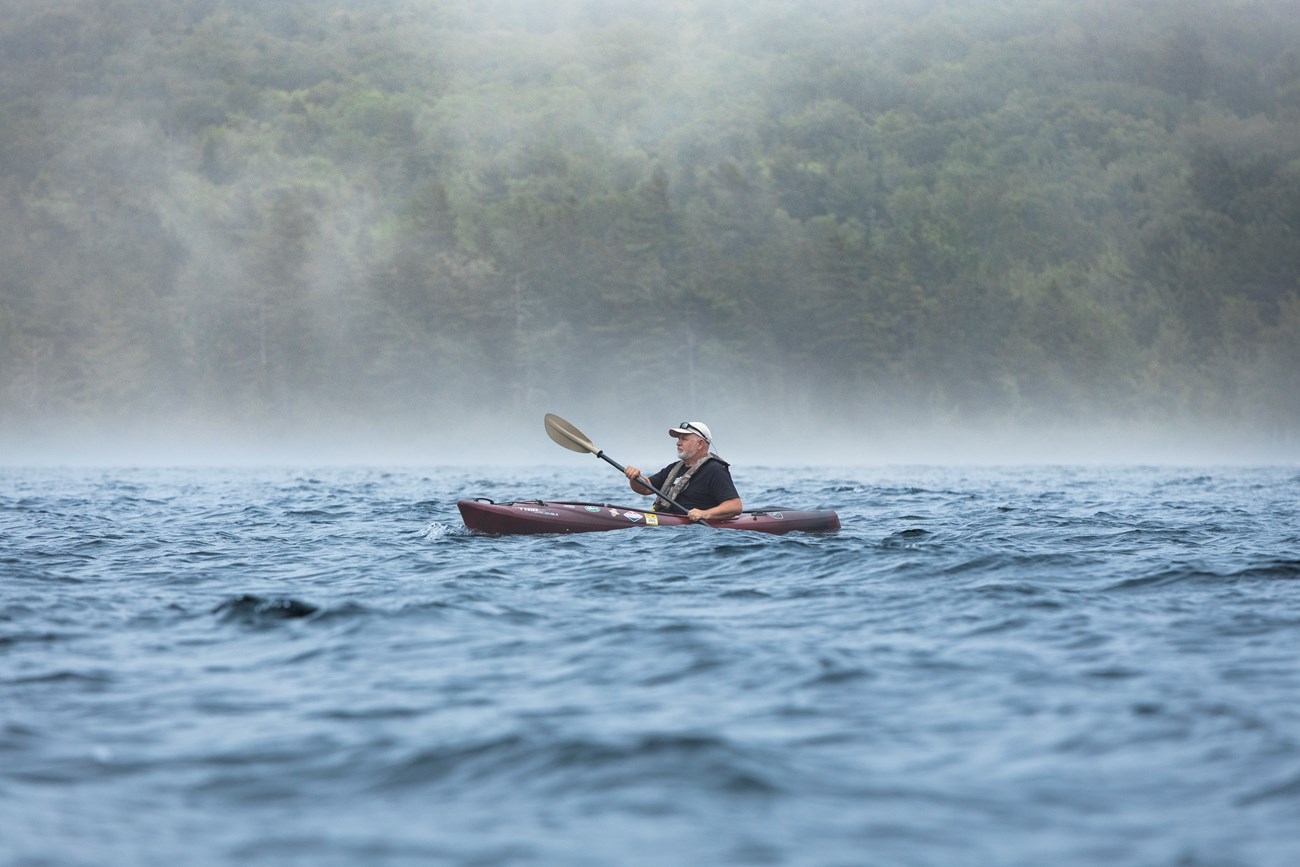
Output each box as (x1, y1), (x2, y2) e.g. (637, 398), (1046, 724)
(584, 506), (602, 513)
(645, 514), (659, 526)
(623, 511), (643, 522)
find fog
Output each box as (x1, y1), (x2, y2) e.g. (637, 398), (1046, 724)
(6, 407), (1291, 469)
(3, 0), (1298, 468)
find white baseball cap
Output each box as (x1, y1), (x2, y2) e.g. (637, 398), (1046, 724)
(668, 421), (712, 443)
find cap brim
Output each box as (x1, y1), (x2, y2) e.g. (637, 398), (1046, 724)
(669, 427), (709, 441)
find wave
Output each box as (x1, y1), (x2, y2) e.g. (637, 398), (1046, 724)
(371, 731), (784, 799)
(0, 630), (72, 651)
(213, 594), (321, 624)
(3, 669), (114, 687)
(1237, 772), (1300, 807)
(1108, 558), (1300, 591)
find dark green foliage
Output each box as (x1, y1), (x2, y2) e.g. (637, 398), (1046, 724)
(1, 0), (1298, 443)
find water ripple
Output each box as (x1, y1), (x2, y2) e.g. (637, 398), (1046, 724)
(1, 465), (1297, 867)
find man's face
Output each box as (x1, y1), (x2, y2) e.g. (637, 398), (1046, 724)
(675, 433), (706, 461)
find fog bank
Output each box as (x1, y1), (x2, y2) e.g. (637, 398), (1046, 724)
(3, 0), (1299, 467)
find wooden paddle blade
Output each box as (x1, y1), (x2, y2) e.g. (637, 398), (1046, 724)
(544, 413), (598, 454)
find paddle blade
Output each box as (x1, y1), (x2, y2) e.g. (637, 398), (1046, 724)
(544, 413), (599, 454)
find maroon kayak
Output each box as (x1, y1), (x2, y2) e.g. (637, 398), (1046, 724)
(458, 499), (840, 535)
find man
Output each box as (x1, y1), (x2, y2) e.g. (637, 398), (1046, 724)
(624, 421), (743, 522)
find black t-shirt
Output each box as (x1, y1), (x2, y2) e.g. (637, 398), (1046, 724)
(648, 457), (740, 512)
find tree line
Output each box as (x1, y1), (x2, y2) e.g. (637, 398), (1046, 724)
(2, 0), (1298, 450)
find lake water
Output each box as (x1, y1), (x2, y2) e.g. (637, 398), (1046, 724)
(3, 464), (1299, 866)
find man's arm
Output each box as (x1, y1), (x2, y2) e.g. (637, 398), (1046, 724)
(624, 465), (655, 495)
(687, 497), (742, 522)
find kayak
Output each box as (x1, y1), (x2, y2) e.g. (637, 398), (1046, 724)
(458, 499), (840, 535)
(458, 498), (841, 536)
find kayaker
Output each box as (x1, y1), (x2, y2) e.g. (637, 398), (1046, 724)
(624, 421), (743, 522)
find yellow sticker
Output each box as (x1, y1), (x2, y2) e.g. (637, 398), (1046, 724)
(645, 514), (659, 526)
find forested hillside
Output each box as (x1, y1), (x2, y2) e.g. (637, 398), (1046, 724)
(2, 0), (1298, 456)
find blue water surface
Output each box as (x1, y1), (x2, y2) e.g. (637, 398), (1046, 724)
(3, 464), (1299, 866)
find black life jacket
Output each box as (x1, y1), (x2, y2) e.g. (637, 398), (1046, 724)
(653, 453), (726, 512)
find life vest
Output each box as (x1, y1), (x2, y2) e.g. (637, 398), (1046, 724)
(653, 453), (723, 512)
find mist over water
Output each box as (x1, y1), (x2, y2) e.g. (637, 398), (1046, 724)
(3, 0), (1299, 466)
(3, 409), (1293, 469)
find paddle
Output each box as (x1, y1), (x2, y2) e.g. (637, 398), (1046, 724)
(543, 413), (689, 514)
